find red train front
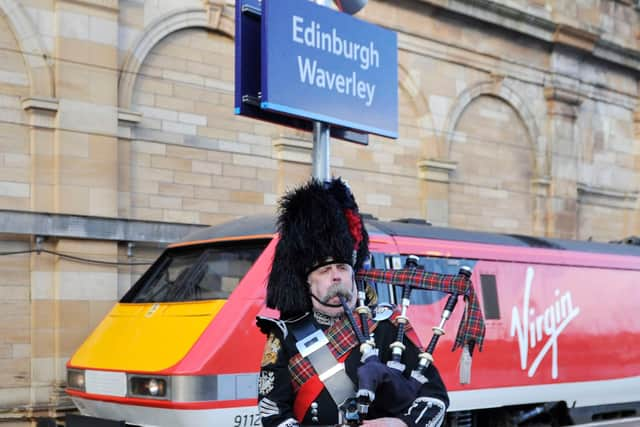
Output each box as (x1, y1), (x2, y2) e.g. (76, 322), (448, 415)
(65, 216), (640, 426)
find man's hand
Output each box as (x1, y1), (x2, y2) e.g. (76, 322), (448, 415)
(361, 418), (408, 427)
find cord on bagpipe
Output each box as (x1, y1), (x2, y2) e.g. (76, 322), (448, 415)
(334, 256), (484, 426)
(412, 265), (472, 384)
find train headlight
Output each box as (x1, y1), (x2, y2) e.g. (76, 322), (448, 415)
(148, 379), (161, 396)
(129, 376), (168, 399)
(67, 369), (85, 391)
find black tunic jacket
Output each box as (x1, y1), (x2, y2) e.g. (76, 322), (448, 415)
(257, 313), (449, 427)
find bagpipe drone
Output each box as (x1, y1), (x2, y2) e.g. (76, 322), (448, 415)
(338, 255), (486, 425)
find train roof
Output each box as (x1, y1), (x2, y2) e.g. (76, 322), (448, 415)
(179, 215), (640, 257)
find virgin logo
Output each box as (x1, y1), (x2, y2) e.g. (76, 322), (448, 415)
(510, 267), (580, 379)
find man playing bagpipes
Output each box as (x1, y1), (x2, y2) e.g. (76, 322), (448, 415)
(256, 178), (485, 427)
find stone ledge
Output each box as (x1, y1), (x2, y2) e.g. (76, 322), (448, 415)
(544, 85), (583, 104)
(577, 183), (638, 209)
(544, 85), (583, 119)
(553, 23), (601, 52)
(118, 108), (142, 125)
(417, 158), (457, 183)
(532, 177), (552, 185)
(273, 136), (312, 164)
(531, 177), (551, 197)
(21, 97), (59, 113)
(593, 39), (640, 71)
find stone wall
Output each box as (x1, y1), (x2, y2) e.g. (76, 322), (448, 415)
(0, 0), (638, 423)
(0, 240), (31, 412)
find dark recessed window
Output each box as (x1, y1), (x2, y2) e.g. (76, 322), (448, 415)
(480, 274), (500, 320)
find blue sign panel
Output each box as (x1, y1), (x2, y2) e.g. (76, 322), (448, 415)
(261, 0), (398, 138)
(234, 0), (368, 144)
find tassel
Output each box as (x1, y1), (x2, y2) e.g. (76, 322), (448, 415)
(459, 344), (472, 385)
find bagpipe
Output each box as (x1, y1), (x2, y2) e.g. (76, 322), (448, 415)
(336, 255), (486, 426)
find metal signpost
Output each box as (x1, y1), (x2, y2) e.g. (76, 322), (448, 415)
(235, 0), (398, 180)
(312, 0), (330, 182)
(313, 121), (331, 181)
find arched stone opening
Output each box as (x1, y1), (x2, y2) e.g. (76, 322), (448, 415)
(0, 0), (53, 97)
(442, 79), (541, 234)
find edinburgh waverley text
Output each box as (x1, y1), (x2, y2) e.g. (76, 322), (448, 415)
(292, 16), (379, 107)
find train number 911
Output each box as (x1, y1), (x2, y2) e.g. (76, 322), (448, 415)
(233, 412), (261, 427)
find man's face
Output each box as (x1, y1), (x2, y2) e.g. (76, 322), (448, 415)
(308, 262), (355, 317)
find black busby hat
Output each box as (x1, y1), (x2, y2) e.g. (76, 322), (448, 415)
(266, 178), (369, 318)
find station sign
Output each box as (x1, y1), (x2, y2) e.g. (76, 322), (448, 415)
(234, 0), (369, 144)
(261, 0), (398, 138)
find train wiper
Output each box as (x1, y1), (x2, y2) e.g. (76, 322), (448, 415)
(141, 269), (172, 302)
(125, 256), (171, 303)
(167, 250), (210, 301)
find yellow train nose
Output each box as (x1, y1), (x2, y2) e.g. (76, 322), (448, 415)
(69, 300), (225, 372)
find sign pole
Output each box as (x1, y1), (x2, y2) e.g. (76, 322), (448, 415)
(312, 0), (331, 182)
(312, 122), (330, 181)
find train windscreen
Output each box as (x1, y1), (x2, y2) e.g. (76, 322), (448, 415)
(122, 241), (268, 303)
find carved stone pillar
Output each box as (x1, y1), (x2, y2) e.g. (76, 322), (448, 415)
(417, 158), (457, 226)
(22, 97), (59, 212)
(22, 97), (61, 417)
(544, 83), (582, 238)
(542, 20), (599, 238)
(531, 177), (551, 237)
(117, 109), (142, 218)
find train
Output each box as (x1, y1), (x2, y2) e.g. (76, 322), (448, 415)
(65, 215), (640, 426)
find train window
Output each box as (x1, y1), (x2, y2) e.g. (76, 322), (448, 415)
(372, 255), (477, 306)
(480, 274), (500, 320)
(373, 276), (393, 305)
(122, 242), (267, 303)
(368, 252), (392, 304)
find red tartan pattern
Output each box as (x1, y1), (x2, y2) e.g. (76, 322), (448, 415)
(356, 268), (486, 352)
(289, 354), (316, 392)
(288, 316), (375, 392)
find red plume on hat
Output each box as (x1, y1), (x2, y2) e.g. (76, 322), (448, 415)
(327, 178), (367, 268)
(266, 178), (369, 319)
